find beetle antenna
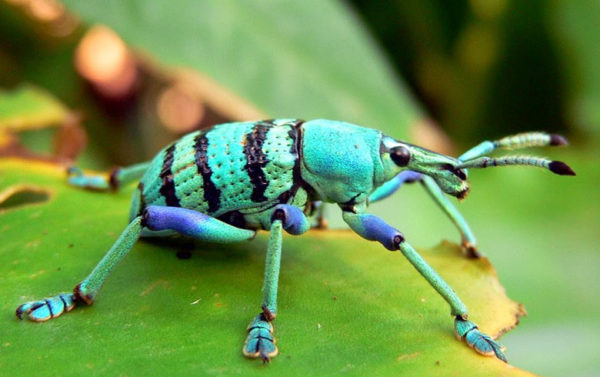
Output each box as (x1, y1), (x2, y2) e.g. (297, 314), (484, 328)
(459, 132), (568, 161)
(456, 155), (576, 176)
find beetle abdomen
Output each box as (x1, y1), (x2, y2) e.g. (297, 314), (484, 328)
(134, 119), (302, 220)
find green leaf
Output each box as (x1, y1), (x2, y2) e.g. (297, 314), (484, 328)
(0, 84), (69, 132)
(61, 0), (422, 139)
(0, 159), (534, 376)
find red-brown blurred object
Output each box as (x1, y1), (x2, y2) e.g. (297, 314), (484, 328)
(74, 25), (137, 100)
(157, 84), (205, 133)
(4, 0), (78, 38)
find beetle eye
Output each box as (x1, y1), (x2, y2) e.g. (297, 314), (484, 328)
(390, 146), (411, 166)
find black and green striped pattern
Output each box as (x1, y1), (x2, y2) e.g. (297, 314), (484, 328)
(136, 120), (303, 221)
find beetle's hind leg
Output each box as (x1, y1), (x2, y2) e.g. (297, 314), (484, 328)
(16, 217), (144, 321)
(243, 205), (309, 362)
(16, 206), (257, 322)
(67, 161), (150, 191)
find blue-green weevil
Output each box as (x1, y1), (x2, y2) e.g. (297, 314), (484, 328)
(15, 119), (575, 362)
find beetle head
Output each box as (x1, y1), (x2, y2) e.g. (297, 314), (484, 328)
(381, 137), (470, 199)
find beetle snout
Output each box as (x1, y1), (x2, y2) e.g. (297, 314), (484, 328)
(442, 164), (467, 181)
(433, 170), (470, 199)
(425, 161), (470, 198)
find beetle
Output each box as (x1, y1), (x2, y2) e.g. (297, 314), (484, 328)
(15, 119), (575, 362)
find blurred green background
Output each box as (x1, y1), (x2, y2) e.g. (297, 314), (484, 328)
(1, 0), (598, 376)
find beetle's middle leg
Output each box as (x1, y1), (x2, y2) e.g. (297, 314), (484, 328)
(369, 171), (478, 257)
(16, 205), (256, 322)
(341, 207), (507, 362)
(243, 204), (310, 362)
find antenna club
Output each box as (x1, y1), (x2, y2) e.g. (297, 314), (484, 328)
(549, 134), (568, 146)
(549, 161), (576, 176)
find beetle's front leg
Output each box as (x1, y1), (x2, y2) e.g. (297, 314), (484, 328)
(419, 176), (479, 257)
(369, 171), (479, 257)
(243, 205), (309, 362)
(341, 205), (506, 362)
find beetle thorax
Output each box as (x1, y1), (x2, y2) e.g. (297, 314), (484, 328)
(299, 120), (384, 204)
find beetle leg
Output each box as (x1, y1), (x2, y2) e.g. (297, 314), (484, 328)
(419, 176), (479, 258)
(243, 205), (309, 362)
(341, 209), (506, 362)
(141, 206), (255, 242)
(369, 171), (479, 258)
(16, 293), (76, 322)
(308, 201), (327, 229)
(243, 220), (282, 362)
(368, 170), (423, 203)
(17, 217), (143, 321)
(67, 161), (151, 191)
(17, 206), (256, 322)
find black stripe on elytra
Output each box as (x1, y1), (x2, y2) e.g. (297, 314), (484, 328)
(194, 133), (221, 213)
(244, 121), (272, 202)
(159, 144), (181, 207)
(280, 120), (317, 206)
(276, 120), (302, 203)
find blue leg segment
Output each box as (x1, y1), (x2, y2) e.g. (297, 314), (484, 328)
(370, 170), (479, 257)
(67, 161), (150, 191)
(369, 170), (422, 203)
(142, 206), (255, 242)
(342, 209), (506, 361)
(342, 210), (404, 251)
(17, 206), (255, 322)
(271, 204), (310, 235)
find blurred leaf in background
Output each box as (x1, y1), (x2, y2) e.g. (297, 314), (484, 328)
(0, 84), (85, 161)
(351, 0), (600, 144)
(550, 0), (600, 140)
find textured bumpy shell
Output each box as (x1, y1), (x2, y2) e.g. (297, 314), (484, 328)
(131, 120), (302, 224)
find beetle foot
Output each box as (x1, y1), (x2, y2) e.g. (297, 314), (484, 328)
(461, 240), (482, 259)
(243, 313), (278, 362)
(455, 317), (507, 362)
(66, 166), (109, 190)
(16, 293), (76, 322)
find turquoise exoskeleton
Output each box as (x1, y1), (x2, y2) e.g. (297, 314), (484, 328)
(15, 119), (575, 362)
